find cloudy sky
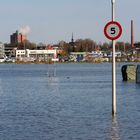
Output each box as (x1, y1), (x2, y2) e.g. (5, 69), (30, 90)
(0, 0), (140, 44)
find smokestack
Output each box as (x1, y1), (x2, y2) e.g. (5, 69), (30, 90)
(131, 20), (134, 48)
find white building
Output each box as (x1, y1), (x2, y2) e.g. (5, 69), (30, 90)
(0, 43), (5, 58)
(88, 51), (103, 57)
(108, 51), (122, 57)
(16, 49), (58, 61)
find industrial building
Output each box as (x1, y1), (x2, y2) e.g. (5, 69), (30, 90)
(10, 30), (26, 44)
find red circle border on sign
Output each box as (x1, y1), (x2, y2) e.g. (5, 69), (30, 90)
(104, 21), (122, 40)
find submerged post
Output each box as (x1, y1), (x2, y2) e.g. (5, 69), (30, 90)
(104, 0), (122, 116)
(111, 0), (116, 116)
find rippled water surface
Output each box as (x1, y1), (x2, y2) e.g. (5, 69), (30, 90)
(0, 63), (140, 140)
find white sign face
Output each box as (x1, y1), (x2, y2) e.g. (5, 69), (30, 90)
(104, 21), (122, 40)
(107, 24), (120, 38)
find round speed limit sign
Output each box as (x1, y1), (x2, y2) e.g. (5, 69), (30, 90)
(104, 21), (122, 40)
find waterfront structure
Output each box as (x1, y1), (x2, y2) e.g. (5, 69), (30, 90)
(69, 52), (87, 62)
(69, 51), (109, 62)
(121, 64), (137, 81)
(4, 46), (15, 57)
(87, 51), (103, 58)
(10, 30), (26, 44)
(16, 50), (25, 58)
(0, 42), (5, 58)
(134, 42), (140, 50)
(107, 51), (122, 57)
(16, 49), (58, 62)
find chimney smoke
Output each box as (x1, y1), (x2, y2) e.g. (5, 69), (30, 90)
(19, 25), (31, 35)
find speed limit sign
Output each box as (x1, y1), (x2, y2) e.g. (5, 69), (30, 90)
(104, 21), (122, 40)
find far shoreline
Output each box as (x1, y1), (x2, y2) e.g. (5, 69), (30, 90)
(0, 61), (140, 65)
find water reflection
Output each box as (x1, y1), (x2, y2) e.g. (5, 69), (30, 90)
(110, 116), (120, 140)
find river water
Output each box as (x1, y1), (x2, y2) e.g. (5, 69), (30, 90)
(0, 63), (140, 140)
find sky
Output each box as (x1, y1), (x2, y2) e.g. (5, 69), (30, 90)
(0, 0), (140, 44)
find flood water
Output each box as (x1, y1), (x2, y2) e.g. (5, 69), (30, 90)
(0, 63), (140, 140)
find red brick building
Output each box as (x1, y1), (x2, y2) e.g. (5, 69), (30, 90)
(10, 30), (26, 44)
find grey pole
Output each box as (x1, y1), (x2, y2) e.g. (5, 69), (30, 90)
(111, 0), (116, 116)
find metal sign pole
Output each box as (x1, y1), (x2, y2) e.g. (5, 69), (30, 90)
(112, 0), (116, 116)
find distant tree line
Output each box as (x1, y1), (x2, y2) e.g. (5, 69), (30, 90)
(58, 39), (131, 56)
(4, 38), (132, 57)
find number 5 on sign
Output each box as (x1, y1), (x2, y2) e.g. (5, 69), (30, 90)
(111, 27), (116, 34)
(104, 21), (122, 40)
